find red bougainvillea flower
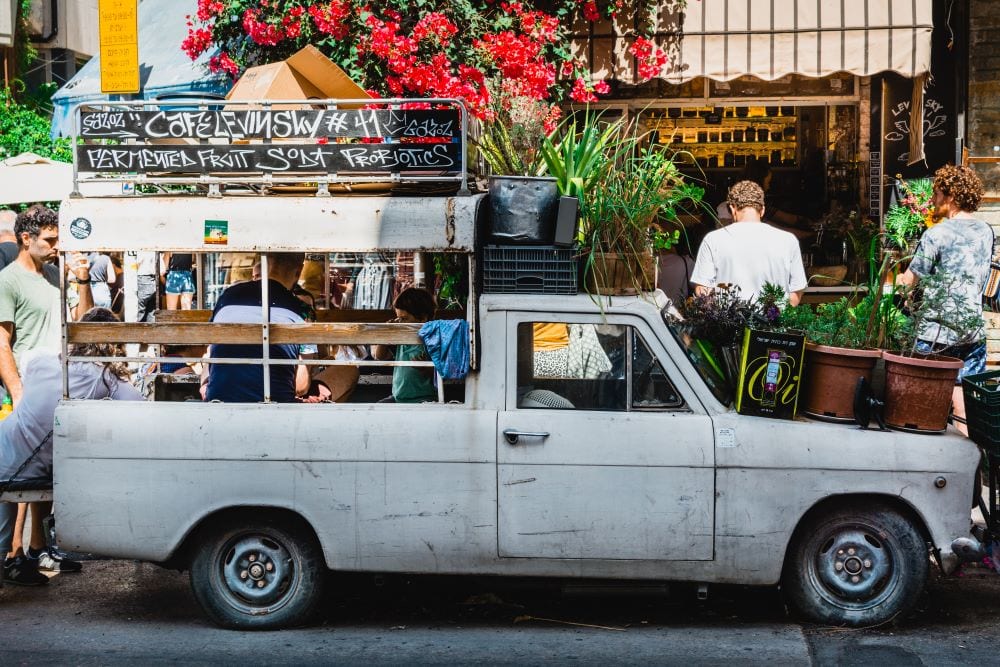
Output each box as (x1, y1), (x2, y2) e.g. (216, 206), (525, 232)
(181, 25), (214, 60)
(542, 103), (562, 134)
(569, 76), (597, 103)
(413, 12), (458, 45)
(308, 1), (350, 39)
(630, 36), (668, 81)
(182, 0), (626, 116)
(208, 52), (240, 77)
(243, 8), (285, 46)
(195, 0), (224, 22)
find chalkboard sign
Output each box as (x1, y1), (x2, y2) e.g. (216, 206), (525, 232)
(878, 0), (958, 179)
(77, 143), (462, 174)
(78, 108), (460, 141)
(880, 72), (954, 177)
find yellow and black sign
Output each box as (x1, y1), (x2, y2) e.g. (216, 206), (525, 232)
(735, 328), (806, 420)
(98, 0), (139, 94)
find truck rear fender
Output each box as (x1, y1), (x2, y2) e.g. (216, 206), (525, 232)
(162, 505), (325, 571)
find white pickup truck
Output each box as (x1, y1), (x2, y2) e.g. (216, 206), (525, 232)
(53, 290), (981, 629)
(49, 97), (982, 630)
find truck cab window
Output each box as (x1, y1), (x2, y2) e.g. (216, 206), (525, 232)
(631, 330), (683, 409)
(516, 322), (683, 412)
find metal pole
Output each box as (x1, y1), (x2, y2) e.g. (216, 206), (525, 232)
(260, 254), (271, 403)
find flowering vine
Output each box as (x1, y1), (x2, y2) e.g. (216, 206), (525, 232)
(182, 0), (683, 118)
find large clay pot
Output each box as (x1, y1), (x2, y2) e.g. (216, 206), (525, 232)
(802, 343), (881, 421)
(584, 251), (655, 296)
(882, 351), (963, 432)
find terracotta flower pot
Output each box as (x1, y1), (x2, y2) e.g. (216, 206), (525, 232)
(802, 343), (881, 421)
(882, 351), (963, 432)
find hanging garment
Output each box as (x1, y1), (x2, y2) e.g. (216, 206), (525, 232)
(419, 319), (470, 380)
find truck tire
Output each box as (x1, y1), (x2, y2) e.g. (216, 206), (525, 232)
(189, 515), (326, 630)
(783, 504), (927, 627)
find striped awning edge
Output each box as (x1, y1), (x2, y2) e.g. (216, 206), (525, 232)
(572, 0), (934, 84)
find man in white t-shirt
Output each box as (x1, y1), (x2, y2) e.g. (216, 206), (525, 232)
(691, 180), (807, 305)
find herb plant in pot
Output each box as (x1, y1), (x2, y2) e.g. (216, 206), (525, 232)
(476, 95), (559, 244)
(579, 140), (704, 295)
(881, 271), (981, 433)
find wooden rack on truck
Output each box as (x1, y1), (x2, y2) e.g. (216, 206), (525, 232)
(59, 97), (484, 402)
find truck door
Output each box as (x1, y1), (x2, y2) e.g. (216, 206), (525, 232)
(497, 314), (715, 560)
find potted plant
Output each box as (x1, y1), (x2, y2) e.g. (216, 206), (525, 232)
(884, 176), (935, 253)
(881, 271), (982, 432)
(780, 250), (906, 421)
(475, 94), (559, 244)
(540, 113), (705, 295)
(674, 284), (755, 386)
(580, 138), (704, 294)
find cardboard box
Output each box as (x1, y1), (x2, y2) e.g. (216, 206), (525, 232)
(735, 328), (806, 420)
(226, 44), (370, 104)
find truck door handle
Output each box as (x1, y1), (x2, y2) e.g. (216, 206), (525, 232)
(503, 429), (550, 445)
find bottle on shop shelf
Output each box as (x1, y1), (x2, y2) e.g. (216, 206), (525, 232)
(724, 150), (735, 168)
(721, 130), (732, 142)
(771, 129), (783, 142)
(733, 128), (744, 142)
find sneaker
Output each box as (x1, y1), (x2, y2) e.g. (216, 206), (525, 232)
(28, 546), (82, 573)
(2, 556), (49, 586)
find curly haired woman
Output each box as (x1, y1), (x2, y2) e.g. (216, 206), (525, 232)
(897, 164), (994, 433)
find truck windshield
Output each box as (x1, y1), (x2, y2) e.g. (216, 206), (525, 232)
(665, 321), (734, 407)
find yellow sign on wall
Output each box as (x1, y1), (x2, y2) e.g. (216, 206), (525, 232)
(98, 0), (139, 94)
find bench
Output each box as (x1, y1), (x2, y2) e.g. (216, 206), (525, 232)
(0, 477), (53, 503)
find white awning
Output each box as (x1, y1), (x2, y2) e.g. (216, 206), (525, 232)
(574, 0), (933, 84)
(0, 0), (17, 48)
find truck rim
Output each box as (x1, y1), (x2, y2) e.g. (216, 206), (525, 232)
(219, 533), (297, 612)
(809, 524), (897, 610)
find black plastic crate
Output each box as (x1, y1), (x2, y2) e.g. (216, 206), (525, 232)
(963, 370), (1000, 455)
(482, 245), (577, 295)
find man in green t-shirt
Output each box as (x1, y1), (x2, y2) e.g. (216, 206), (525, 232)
(0, 204), (93, 584)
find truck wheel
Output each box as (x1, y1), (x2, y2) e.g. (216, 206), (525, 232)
(783, 504), (927, 627)
(190, 516), (326, 630)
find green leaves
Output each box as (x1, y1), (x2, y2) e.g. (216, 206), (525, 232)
(539, 111), (625, 201)
(0, 88), (72, 164)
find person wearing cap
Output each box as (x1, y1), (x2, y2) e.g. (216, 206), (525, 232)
(691, 180), (808, 305)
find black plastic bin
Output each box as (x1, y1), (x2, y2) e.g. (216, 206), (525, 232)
(482, 246), (577, 295)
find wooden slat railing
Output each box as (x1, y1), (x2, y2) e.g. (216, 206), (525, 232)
(151, 308), (465, 324)
(67, 322), (423, 346)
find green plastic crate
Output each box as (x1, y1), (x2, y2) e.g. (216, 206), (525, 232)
(962, 370), (1000, 455)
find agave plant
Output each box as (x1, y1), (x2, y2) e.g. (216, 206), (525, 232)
(539, 111), (628, 203)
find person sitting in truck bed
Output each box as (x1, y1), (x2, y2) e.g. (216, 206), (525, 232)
(1, 308), (143, 587)
(372, 287), (437, 403)
(203, 253), (311, 403)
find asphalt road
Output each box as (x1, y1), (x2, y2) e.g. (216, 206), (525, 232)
(2, 559), (999, 666)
